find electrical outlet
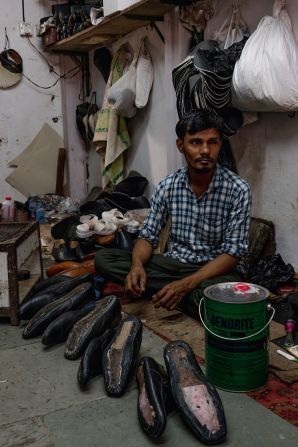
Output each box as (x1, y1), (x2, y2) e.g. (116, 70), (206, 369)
(19, 22), (33, 37)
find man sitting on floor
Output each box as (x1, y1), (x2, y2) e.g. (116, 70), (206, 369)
(94, 109), (252, 320)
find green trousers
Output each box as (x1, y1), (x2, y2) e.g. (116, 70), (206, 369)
(94, 248), (241, 321)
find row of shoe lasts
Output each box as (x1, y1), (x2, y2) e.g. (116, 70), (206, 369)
(76, 209), (140, 238)
(19, 273), (227, 444)
(19, 274), (142, 396)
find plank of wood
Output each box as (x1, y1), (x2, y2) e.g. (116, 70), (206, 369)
(52, 0), (175, 52)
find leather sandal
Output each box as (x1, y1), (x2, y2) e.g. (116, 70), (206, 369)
(102, 315), (143, 397)
(23, 283), (94, 339)
(77, 327), (115, 389)
(164, 340), (227, 445)
(64, 295), (122, 360)
(136, 356), (175, 439)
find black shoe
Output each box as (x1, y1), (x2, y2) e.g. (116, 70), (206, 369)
(77, 327), (115, 389)
(114, 171), (148, 197)
(52, 239), (83, 263)
(102, 315), (142, 397)
(64, 295), (121, 360)
(51, 215), (80, 241)
(136, 356), (175, 439)
(164, 340), (227, 445)
(41, 302), (96, 346)
(19, 274), (92, 320)
(23, 275), (70, 303)
(23, 283), (94, 339)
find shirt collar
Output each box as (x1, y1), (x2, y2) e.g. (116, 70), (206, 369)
(180, 164), (223, 191)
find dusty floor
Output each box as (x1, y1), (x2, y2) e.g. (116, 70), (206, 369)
(0, 309), (298, 447)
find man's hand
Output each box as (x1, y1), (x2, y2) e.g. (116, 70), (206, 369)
(152, 279), (195, 311)
(125, 265), (147, 297)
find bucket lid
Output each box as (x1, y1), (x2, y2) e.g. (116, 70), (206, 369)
(204, 282), (269, 304)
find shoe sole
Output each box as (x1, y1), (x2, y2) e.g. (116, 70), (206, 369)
(164, 340), (227, 445)
(103, 315), (142, 397)
(136, 356), (171, 439)
(64, 296), (121, 360)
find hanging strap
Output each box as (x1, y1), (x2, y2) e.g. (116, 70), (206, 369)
(4, 27), (10, 50)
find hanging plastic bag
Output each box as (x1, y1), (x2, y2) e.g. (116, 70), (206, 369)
(213, 3), (248, 49)
(107, 49), (138, 118)
(135, 39), (153, 109)
(232, 0), (298, 112)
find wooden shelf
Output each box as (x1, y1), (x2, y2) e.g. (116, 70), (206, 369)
(51, 0), (175, 53)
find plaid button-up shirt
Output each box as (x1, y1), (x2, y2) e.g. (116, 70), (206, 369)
(139, 165), (252, 264)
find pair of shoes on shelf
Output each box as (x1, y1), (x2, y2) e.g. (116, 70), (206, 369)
(136, 341), (227, 444)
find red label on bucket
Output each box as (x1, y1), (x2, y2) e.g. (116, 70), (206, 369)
(234, 283), (251, 292)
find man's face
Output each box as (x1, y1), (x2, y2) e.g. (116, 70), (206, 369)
(176, 128), (222, 173)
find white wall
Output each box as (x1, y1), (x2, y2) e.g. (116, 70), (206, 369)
(206, 0), (298, 269)
(0, 0), (64, 202)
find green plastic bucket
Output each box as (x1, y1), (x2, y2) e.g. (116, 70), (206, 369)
(200, 282), (273, 392)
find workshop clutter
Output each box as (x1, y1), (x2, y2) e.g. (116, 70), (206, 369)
(40, 1), (103, 46)
(19, 269), (227, 443)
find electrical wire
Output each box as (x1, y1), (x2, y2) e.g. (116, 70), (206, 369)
(26, 37), (82, 77)
(22, 37), (83, 89)
(23, 66), (81, 89)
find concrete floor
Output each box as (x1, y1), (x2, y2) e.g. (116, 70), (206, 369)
(0, 321), (297, 447)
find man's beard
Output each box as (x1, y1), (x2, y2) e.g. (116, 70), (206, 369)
(194, 165), (213, 173)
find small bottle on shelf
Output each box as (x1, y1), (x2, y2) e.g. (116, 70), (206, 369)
(2, 196), (14, 221)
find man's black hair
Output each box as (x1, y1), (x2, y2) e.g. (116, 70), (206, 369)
(175, 109), (224, 140)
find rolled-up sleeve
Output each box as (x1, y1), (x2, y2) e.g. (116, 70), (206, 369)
(220, 184), (252, 258)
(138, 182), (169, 249)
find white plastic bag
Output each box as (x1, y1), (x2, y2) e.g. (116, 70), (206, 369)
(135, 39), (153, 109)
(107, 51), (138, 118)
(232, 0), (298, 112)
(213, 3), (247, 49)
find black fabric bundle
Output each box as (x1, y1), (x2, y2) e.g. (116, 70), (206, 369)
(172, 39), (246, 120)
